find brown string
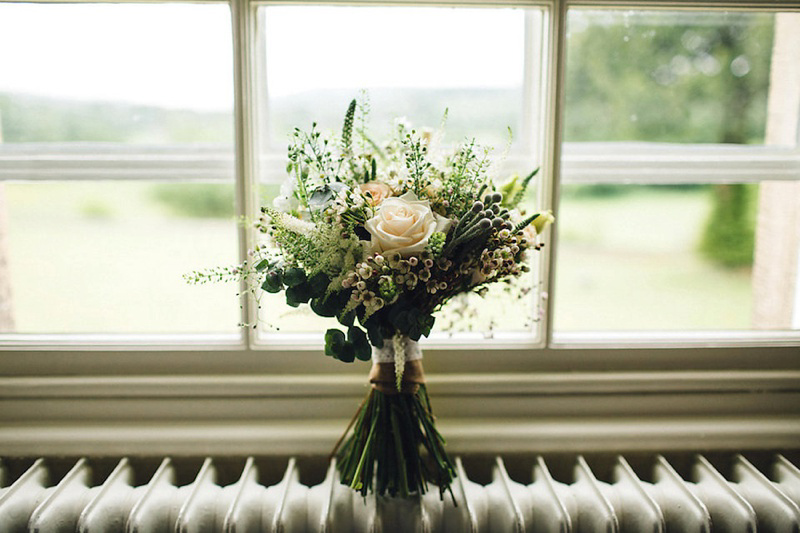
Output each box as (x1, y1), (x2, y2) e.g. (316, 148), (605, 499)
(369, 360), (426, 395)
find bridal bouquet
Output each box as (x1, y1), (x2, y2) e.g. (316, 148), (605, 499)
(188, 99), (552, 500)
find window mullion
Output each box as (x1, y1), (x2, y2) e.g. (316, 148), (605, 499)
(522, 11), (538, 155)
(561, 143), (800, 184)
(0, 144), (234, 182)
(543, 0), (568, 347)
(230, 0), (258, 346)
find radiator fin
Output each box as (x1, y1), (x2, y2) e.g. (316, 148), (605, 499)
(1, 454), (798, 533)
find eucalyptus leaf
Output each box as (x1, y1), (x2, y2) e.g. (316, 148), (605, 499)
(309, 187), (335, 209)
(308, 271), (330, 298)
(286, 284), (312, 307)
(338, 310), (356, 327)
(366, 323), (384, 349)
(311, 290), (349, 318)
(261, 270), (283, 293)
(283, 267), (307, 288)
(348, 326), (371, 361)
(418, 314), (435, 337)
(338, 343), (356, 363)
(325, 329), (346, 357)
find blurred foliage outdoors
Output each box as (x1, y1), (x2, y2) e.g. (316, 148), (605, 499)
(564, 10), (773, 269)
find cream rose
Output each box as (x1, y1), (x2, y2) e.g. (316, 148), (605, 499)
(364, 192), (452, 257)
(360, 181), (393, 206)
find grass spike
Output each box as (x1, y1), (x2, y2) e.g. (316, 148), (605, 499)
(341, 99), (357, 154)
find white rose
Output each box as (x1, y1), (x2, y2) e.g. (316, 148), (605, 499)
(364, 191), (452, 257)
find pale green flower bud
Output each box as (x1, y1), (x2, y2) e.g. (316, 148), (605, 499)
(532, 210), (555, 234)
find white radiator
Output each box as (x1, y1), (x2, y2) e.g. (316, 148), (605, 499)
(1, 454), (799, 532)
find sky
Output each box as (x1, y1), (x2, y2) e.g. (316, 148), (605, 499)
(0, 3), (527, 112)
(0, 3), (235, 111)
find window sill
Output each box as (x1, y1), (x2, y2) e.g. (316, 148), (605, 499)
(1, 417), (797, 458)
(1, 370), (797, 456)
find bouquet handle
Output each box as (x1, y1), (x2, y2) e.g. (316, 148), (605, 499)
(333, 341), (456, 501)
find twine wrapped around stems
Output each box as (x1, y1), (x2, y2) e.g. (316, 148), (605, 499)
(369, 360), (425, 395)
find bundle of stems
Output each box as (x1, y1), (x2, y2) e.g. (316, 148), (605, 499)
(334, 384), (456, 501)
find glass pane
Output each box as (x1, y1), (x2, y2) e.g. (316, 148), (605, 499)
(0, 3), (234, 144)
(564, 10), (776, 144)
(260, 6), (533, 154)
(554, 183), (800, 332)
(253, 5), (547, 340)
(1, 182), (239, 334)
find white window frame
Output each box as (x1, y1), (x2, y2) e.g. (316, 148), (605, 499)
(0, 0), (798, 457)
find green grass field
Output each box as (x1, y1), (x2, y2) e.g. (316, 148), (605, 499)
(555, 186), (753, 331)
(2, 183), (754, 334)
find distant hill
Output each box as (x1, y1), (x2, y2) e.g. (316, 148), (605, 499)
(0, 92), (234, 144)
(0, 88), (520, 149)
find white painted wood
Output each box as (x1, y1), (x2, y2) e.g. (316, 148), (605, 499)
(0, 143), (234, 181)
(4, 370), (797, 398)
(0, 418), (798, 458)
(561, 143), (800, 184)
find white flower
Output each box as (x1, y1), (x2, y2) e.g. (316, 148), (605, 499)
(364, 191), (452, 257)
(273, 195), (297, 213)
(278, 212), (316, 237)
(274, 177), (299, 213)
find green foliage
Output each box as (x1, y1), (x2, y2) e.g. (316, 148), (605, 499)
(563, 184), (633, 199)
(500, 168), (539, 208)
(699, 184), (757, 268)
(564, 13), (774, 144)
(323, 325), (371, 363)
(383, 298), (435, 342)
(324, 329), (347, 357)
(261, 270), (284, 293)
(151, 184), (234, 218)
(283, 267), (307, 287)
(78, 199), (115, 219)
(310, 290), (347, 318)
(564, 13), (772, 268)
(284, 270), (328, 307)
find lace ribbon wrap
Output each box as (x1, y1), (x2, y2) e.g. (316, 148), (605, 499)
(369, 337), (425, 395)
